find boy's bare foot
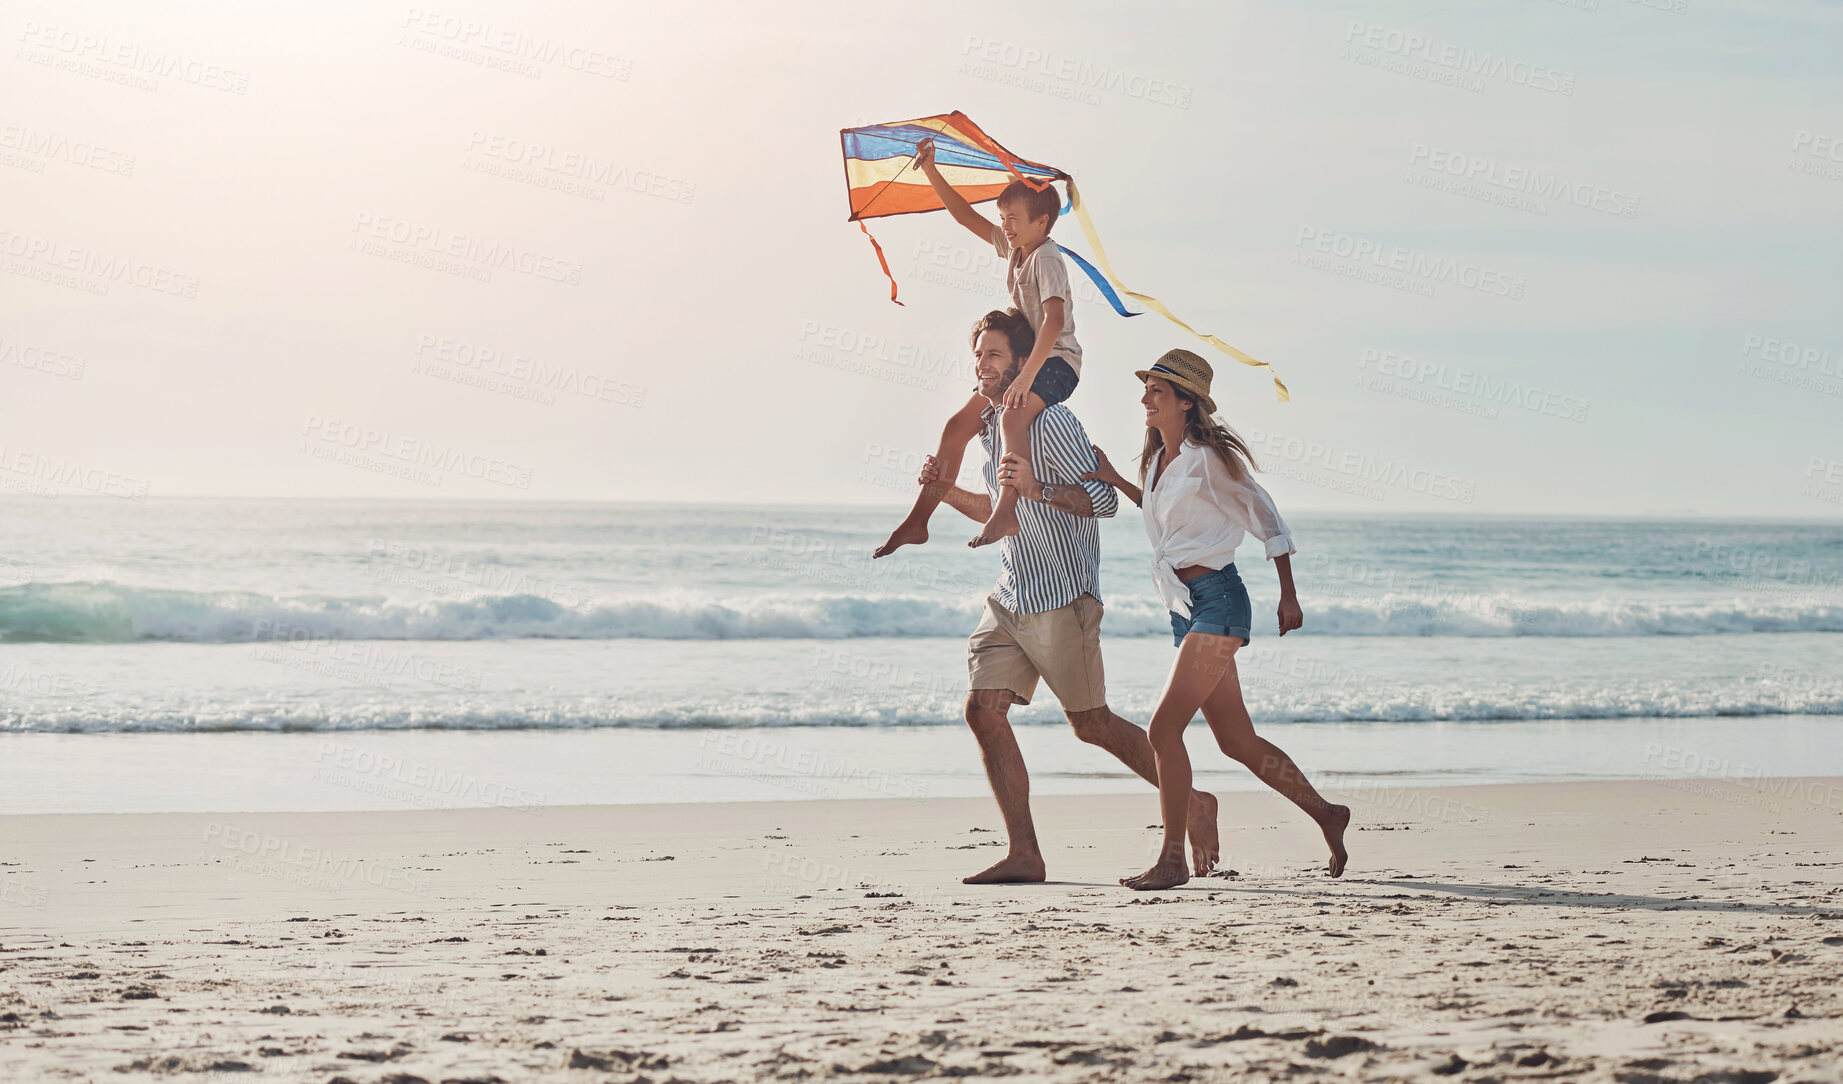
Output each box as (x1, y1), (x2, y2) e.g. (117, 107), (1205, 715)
(968, 505), (1020, 548)
(963, 853), (1046, 884)
(1121, 859), (1189, 891)
(1188, 791), (1220, 875)
(872, 518), (928, 559)
(1320, 803), (1351, 878)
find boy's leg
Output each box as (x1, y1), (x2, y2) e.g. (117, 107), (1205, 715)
(873, 393), (986, 559)
(967, 391), (1045, 548)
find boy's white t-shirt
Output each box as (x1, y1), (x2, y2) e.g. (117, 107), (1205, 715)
(992, 226), (1083, 373)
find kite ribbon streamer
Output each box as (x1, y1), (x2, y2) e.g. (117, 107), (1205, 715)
(1056, 243), (1137, 319)
(1065, 178), (1289, 403)
(857, 219), (902, 306)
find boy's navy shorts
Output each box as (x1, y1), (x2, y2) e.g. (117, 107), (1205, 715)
(1029, 356), (1079, 406)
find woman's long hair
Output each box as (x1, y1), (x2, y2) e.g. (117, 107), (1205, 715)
(1138, 381), (1260, 485)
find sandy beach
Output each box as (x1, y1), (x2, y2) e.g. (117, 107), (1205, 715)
(3, 778), (1839, 1083)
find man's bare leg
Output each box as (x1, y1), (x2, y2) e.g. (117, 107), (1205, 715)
(1198, 657), (1350, 878)
(874, 394), (986, 559)
(961, 689), (1046, 883)
(969, 392), (1045, 548)
(1066, 706), (1219, 875)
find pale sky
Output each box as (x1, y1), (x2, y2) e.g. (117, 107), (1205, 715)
(3, 0), (1840, 516)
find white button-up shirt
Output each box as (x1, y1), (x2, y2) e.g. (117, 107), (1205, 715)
(1141, 440), (1296, 619)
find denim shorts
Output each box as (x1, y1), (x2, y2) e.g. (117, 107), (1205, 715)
(1028, 356), (1079, 406)
(1169, 564), (1252, 647)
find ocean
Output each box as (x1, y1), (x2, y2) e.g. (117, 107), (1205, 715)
(1, 499), (1839, 815)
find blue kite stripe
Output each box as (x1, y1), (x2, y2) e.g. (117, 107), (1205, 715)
(1057, 243), (1139, 318)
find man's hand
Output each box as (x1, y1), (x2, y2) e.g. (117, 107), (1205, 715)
(911, 138), (936, 173)
(916, 454), (942, 488)
(1277, 593), (1304, 636)
(997, 452), (1041, 499)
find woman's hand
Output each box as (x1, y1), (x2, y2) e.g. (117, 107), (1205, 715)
(1276, 593), (1304, 637)
(1082, 444), (1121, 488)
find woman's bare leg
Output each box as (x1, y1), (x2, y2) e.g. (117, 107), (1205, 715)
(873, 393), (987, 558)
(1197, 646), (1350, 877)
(1120, 632), (1240, 890)
(969, 392), (1045, 548)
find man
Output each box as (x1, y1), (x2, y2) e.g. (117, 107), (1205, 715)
(912, 309), (1220, 884)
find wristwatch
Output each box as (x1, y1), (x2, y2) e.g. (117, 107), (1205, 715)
(1039, 483), (1055, 503)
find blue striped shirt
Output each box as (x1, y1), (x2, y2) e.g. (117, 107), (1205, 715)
(980, 403), (1118, 615)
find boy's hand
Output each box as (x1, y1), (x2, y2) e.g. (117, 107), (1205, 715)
(911, 138), (936, 173)
(1002, 368), (1039, 411)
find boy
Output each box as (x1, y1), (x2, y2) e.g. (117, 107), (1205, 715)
(872, 137), (1083, 554)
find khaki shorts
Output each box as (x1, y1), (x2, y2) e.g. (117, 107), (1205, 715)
(967, 593), (1107, 712)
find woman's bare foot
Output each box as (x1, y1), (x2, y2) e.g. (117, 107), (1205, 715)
(1188, 791), (1219, 875)
(1120, 859), (1189, 891)
(1320, 803), (1351, 878)
(872, 518), (928, 558)
(968, 505), (1020, 548)
(963, 853), (1046, 884)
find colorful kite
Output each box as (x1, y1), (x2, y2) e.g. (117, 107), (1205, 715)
(840, 111), (1287, 401)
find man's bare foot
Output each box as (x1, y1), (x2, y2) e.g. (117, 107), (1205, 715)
(1320, 803), (1351, 878)
(963, 853), (1046, 884)
(1188, 790), (1220, 876)
(1121, 859), (1189, 891)
(872, 519), (928, 559)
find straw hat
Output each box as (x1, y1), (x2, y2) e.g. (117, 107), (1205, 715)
(1134, 348), (1217, 416)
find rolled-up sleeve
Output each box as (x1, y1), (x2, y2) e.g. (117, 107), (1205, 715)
(1209, 456), (1294, 558)
(1035, 409), (1118, 519)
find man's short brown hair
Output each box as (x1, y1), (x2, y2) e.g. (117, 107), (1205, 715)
(969, 308), (1034, 362)
(995, 178), (1060, 232)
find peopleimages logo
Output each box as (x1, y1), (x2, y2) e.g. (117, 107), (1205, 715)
(398, 9), (631, 80)
(1408, 144), (1640, 219)
(1242, 427), (1477, 504)
(348, 212), (584, 285)
(1342, 21), (1575, 95)
(1359, 348), (1589, 422)
(1294, 226), (1526, 301)
(300, 415), (534, 489)
(464, 132), (696, 204)
(0, 226), (200, 298)
(0, 123), (136, 175)
(1742, 334), (1840, 374)
(959, 35), (1192, 109)
(14, 21), (252, 94)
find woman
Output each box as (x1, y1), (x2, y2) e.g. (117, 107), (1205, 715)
(1085, 349), (1349, 889)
